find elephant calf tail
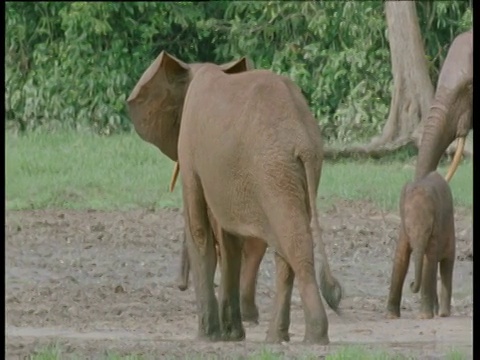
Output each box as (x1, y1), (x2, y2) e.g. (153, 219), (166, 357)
(410, 249), (423, 293)
(176, 232), (190, 291)
(302, 157), (342, 312)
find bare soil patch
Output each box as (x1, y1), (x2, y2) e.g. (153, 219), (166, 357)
(5, 201), (472, 359)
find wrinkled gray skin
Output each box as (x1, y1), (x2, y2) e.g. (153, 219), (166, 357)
(176, 209), (267, 324)
(387, 171), (455, 319)
(415, 30), (472, 181)
(127, 52), (342, 344)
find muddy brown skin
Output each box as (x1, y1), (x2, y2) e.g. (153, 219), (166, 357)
(387, 171), (455, 319)
(415, 30), (472, 182)
(174, 169), (267, 324)
(127, 52), (341, 344)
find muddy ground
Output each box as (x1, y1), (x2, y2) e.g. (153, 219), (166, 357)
(5, 200), (473, 359)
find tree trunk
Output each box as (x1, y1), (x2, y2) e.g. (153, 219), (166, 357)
(322, 2), (473, 161)
(328, 1), (436, 158)
(368, 1), (434, 149)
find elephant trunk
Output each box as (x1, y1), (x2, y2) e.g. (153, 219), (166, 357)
(415, 104), (456, 181)
(409, 248), (424, 293)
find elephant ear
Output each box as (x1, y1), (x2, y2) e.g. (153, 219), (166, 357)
(219, 57), (254, 74)
(127, 51), (190, 161)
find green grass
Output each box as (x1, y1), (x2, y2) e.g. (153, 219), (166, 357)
(26, 345), (470, 360)
(6, 131), (472, 212)
(6, 131), (182, 210)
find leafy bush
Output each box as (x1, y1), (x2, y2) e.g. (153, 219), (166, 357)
(5, 2), (472, 142)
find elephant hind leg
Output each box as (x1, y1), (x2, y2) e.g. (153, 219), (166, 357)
(271, 212), (329, 344)
(387, 228), (411, 319)
(240, 238), (267, 324)
(182, 175), (220, 341)
(266, 251), (294, 343)
(418, 252), (438, 319)
(217, 231), (245, 341)
(438, 256), (454, 317)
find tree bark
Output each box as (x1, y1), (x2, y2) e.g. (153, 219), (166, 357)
(327, 1), (436, 158)
(368, 1), (434, 149)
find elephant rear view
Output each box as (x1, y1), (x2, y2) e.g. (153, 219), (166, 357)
(127, 52), (342, 344)
(387, 171), (455, 319)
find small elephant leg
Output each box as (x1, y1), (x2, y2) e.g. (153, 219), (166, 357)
(176, 232), (190, 291)
(183, 179), (220, 340)
(240, 238), (267, 324)
(438, 256), (454, 317)
(217, 231), (245, 341)
(265, 251), (294, 343)
(387, 230), (411, 318)
(418, 252), (438, 319)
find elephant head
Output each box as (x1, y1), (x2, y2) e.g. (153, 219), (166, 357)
(415, 30), (472, 182)
(127, 51), (253, 161)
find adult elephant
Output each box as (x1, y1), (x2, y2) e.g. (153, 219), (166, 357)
(127, 51), (341, 344)
(415, 30), (472, 182)
(171, 163), (267, 324)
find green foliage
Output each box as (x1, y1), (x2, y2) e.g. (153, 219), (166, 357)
(6, 131), (472, 212)
(417, 1), (473, 84)
(24, 343), (470, 360)
(28, 343), (63, 360)
(325, 346), (412, 360)
(5, 2), (472, 142)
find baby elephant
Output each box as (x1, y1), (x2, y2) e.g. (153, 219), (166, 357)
(387, 171), (455, 319)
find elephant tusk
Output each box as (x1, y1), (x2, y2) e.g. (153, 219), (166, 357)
(445, 137), (466, 182)
(169, 162), (180, 192)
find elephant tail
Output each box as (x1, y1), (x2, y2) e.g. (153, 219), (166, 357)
(303, 158), (342, 313)
(176, 232), (190, 291)
(410, 249), (423, 293)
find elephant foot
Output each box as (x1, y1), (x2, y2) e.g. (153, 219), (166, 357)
(417, 312), (434, 320)
(241, 302), (259, 324)
(386, 312), (400, 319)
(221, 326), (245, 342)
(219, 301), (245, 341)
(386, 306), (400, 319)
(386, 303), (400, 319)
(302, 332), (329, 345)
(197, 328), (222, 342)
(265, 329), (290, 343)
(301, 322), (329, 345)
(197, 309), (222, 341)
(438, 309), (451, 317)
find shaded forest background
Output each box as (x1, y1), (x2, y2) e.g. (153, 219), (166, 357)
(5, 1), (472, 149)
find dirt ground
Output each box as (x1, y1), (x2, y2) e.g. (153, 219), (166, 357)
(5, 200), (473, 359)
